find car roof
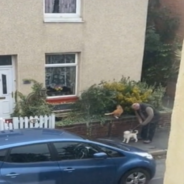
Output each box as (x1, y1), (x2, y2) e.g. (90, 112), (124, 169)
(0, 128), (84, 149)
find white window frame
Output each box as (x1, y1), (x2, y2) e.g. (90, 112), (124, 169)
(43, 0), (82, 23)
(45, 53), (78, 99)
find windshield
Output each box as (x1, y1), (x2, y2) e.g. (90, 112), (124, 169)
(69, 132), (130, 151)
(94, 139), (130, 151)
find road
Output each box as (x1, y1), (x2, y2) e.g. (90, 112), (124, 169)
(149, 158), (165, 184)
(150, 178), (163, 184)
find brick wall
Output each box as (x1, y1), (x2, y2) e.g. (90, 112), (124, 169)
(56, 112), (171, 139)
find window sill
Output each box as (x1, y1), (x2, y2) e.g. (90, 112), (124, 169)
(44, 17), (83, 23)
(46, 96), (78, 104)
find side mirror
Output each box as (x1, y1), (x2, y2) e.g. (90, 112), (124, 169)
(93, 152), (107, 159)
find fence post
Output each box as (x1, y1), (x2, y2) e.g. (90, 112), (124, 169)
(39, 116), (44, 128)
(0, 118), (5, 131)
(13, 117), (19, 129)
(24, 117), (29, 128)
(51, 114), (55, 129)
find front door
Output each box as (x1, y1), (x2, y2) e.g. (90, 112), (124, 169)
(0, 67), (14, 118)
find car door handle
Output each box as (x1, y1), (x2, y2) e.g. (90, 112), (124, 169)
(6, 173), (19, 177)
(63, 168), (75, 172)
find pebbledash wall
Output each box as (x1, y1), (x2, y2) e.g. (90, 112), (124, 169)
(164, 42), (184, 184)
(0, 0), (148, 99)
(56, 112), (171, 138)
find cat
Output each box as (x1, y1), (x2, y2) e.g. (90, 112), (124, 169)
(104, 105), (124, 119)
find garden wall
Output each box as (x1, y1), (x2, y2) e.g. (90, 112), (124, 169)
(56, 112), (171, 139)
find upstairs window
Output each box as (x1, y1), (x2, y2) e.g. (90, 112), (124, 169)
(44, 0), (82, 22)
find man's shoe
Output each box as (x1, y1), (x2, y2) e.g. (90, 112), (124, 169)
(143, 140), (151, 144)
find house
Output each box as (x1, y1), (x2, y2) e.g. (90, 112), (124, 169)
(0, 0), (148, 118)
(163, 41), (184, 184)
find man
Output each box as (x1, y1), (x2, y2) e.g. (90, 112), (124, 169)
(131, 103), (160, 144)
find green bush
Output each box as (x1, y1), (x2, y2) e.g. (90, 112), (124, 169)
(73, 84), (117, 116)
(73, 77), (165, 115)
(11, 79), (53, 117)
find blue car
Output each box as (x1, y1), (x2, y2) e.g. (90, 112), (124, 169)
(0, 128), (156, 184)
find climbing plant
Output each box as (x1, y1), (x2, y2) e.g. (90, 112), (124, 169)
(141, 0), (181, 86)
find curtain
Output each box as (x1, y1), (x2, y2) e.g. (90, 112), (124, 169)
(45, 0), (55, 13)
(45, 0), (76, 13)
(59, 0), (76, 13)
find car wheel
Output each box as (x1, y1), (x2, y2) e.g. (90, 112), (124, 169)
(120, 168), (150, 184)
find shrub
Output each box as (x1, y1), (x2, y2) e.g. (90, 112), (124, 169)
(11, 79), (53, 117)
(73, 77), (165, 115)
(73, 84), (117, 116)
(103, 77), (165, 113)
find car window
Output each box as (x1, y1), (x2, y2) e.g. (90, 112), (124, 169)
(7, 144), (51, 163)
(97, 145), (123, 157)
(0, 149), (7, 162)
(53, 142), (100, 160)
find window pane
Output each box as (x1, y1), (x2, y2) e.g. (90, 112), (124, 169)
(45, 0), (76, 14)
(8, 144), (51, 163)
(54, 142), (78, 160)
(2, 74), (7, 94)
(46, 66), (76, 96)
(46, 54), (75, 64)
(54, 142), (100, 160)
(0, 56), (12, 66)
(0, 149), (7, 162)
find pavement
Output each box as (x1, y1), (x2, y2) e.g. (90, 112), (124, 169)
(112, 127), (169, 184)
(108, 126), (170, 156)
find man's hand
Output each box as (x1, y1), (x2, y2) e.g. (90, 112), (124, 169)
(138, 118), (143, 124)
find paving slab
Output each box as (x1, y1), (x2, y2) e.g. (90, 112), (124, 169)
(107, 126), (170, 155)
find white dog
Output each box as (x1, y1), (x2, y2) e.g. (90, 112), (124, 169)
(122, 130), (138, 143)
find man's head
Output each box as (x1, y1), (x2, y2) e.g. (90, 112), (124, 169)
(131, 103), (140, 110)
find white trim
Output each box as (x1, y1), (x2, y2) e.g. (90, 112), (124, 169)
(44, 17), (83, 23)
(11, 56), (16, 107)
(75, 54), (78, 95)
(43, 0), (82, 23)
(47, 94), (77, 99)
(0, 66), (12, 69)
(45, 53), (78, 98)
(45, 63), (76, 67)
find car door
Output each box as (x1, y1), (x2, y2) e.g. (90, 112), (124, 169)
(0, 143), (61, 184)
(52, 141), (117, 184)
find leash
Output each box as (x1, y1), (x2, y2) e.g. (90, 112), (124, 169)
(132, 124), (141, 131)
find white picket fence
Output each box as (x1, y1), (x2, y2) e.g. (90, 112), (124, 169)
(0, 114), (55, 131)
